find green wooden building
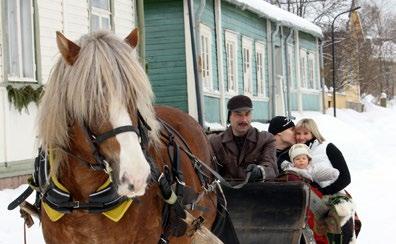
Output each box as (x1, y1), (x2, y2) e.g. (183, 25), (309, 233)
(143, 0), (323, 127)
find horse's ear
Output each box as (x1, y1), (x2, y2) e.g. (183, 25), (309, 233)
(125, 28), (139, 48)
(56, 31), (80, 65)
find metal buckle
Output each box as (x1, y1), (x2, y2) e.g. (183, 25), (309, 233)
(159, 237), (168, 244)
(175, 177), (186, 186)
(90, 163), (104, 171)
(73, 201), (80, 208)
(103, 160), (112, 175)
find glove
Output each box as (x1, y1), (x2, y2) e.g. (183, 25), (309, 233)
(245, 164), (263, 182)
(280, 160), (292, 171)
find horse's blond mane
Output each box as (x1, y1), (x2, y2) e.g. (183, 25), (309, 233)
(37, 31), (160, 172)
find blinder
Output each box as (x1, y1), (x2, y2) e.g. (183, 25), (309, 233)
(83, 110), (151, 174)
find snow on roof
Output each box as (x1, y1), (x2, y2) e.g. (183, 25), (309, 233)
(224, 0), (323, 38)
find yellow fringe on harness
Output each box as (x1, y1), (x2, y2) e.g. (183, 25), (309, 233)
(43, 151), (132, 222)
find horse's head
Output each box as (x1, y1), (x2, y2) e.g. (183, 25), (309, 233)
(38, 29), (160, 198)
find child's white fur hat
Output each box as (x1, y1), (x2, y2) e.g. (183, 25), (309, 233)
(289, 143), (312, 162)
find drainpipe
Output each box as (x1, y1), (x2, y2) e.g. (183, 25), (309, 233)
(1, 88), (7, 166)
(319, 39), (326, 114)
(270, 23), (280, 117)
(136, 0), (145, 66)
(295, 30), (303, 113)
(284, 28), (294, 118)
(187, 0), (205, 126)
(214, 0), (225, 126)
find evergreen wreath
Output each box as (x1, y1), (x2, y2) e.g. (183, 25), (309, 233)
(6, 85), (43, 113)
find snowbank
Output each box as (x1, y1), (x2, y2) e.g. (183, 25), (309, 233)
(2, 98), (396, 243)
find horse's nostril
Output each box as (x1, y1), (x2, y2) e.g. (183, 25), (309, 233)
(128, 184), (135, 191)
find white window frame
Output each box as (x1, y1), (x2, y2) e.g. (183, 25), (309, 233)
(225, 30), (238, 95)
(90, 0), (112, 32)
(287, 44), (296, 89)
(242, 37), (253, 95)
(6, 0), (36, 82)
(199, 24), (213, 92)
(307, 52), (316, 89)
(299, 49), (308, 88)
(255, 42), (266, 97)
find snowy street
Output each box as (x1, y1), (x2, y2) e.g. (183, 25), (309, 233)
(1, 96), (395, 243)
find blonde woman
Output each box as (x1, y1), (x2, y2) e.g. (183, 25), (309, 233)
(295, 118), (356, 244)
(295, 118), (351, 195)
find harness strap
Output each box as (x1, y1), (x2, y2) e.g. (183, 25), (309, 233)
(137, 110), (152, 131)
(42, 179), (128, 213)
(159, 119), (208, 190)
(8, 187), (34, 210)
(90, 125), (140, 144)
(180, 147), (252, 189)
(167, 136), (184, 198)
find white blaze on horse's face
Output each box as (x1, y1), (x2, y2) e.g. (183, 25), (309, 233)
(109, 99), (151, 197)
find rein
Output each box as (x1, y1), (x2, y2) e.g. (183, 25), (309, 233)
(158, 119), (253, 190)
(9, 110), (239, 243)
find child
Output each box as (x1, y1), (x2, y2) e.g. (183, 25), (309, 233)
(281, 143), (340, 186)
(283, 143), (356, 243)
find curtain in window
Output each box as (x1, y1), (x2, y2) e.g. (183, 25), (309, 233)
(6, 0), (35, 80)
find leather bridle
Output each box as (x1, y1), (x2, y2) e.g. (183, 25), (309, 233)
(79, 110), (152, 175)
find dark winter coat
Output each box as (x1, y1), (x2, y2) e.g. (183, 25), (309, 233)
(276, 147), (291, 173)
(209, 126), (278, 181)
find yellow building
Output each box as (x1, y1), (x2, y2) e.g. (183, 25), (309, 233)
(325, 83), (363, 112)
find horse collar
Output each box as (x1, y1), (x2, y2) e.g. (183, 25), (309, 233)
(42, 175), (133, 222)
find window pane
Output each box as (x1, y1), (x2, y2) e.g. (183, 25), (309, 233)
(101, 17), (111, 30)
(91, 15), (100, 31)
(7, 0), (20, 77)
(92, 0), (109, 10)
(20, 0), (34, 78)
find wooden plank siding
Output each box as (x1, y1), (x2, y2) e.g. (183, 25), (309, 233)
(0, 5), (3, 83)
(194, 0), (222, 123)
(144, 0), (188, 111)
(302, 93), (321, 110)
(37, 0), (63, 84)
(221, 1), (270, 121)
(0, 0), (138, 184)
(299, 32), (321, 111)
(63, 0), (89, 40)
(114, 0), (136, 37)
(204, 96), (221, 123)
(195, 0), (219, 92)
(143, 0), (322, 124)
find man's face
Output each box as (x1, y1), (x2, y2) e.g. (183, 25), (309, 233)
(279, 127), (296, 146)
(230, 110), (252, 136)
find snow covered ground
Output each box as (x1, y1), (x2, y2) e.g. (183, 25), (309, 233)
(1, 96), (395, 243)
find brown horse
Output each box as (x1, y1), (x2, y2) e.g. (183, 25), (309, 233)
(36, 29), (219, 243)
